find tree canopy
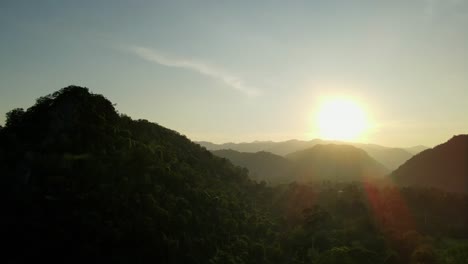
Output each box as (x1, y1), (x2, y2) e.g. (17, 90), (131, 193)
(1, 86), (467, 264)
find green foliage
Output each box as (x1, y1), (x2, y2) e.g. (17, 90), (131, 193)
(1, 86), (467, 264)
(5, 107), (25, 127)
(435, 240), (468, 264)
(1, 86), (265, 263)
(316, 246), (378, 264)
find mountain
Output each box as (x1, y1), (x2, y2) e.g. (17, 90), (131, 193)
(405, 145), (429, 155)
(199, 139), (327, 156)
(0, 86), (270, 263)
(286, 144), (389, 182)
(199, 140), (414, 170)
(392, 135), (468, 193)
(1, 86), (467, 263)
(197, 140), (278, 152)
(212, 144), (388, 184)
(256, 139), (328, 156)
(212, 149), (294, 184)
(354, 143), (413, 171)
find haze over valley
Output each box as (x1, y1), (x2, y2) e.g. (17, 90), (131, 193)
(199, 139), (427, 171)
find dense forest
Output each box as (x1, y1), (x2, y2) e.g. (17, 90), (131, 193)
(1, 86), (467, 263)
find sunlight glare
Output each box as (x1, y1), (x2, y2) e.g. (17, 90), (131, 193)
(316, 98), (369, 141)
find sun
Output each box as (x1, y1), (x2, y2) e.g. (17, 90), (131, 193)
(315, 98), (369, 141)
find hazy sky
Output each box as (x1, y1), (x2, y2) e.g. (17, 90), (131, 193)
(1, 0), (467, 147)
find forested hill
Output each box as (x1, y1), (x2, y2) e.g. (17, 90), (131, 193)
(286, 144), (389, 182)
(392, 135), (468, 193)
(1, 86), (467, 264)
(0, 86), (270, 263)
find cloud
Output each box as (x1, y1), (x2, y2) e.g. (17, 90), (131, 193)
(128, 46), (261, 97)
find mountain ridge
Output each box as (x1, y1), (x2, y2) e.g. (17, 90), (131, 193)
(392, 134), (468, 193)
(198, 139), (426, 170)
(212, 149), (294, 184)
(211, 144), (388, 184)
(0, 86), (270, 262)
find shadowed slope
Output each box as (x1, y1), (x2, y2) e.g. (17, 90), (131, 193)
(392, 135), (468, 193)
(353, 144), (413, 171)
(0, 86), (269, 263)
(212, 149), (294, 184)
(286, 144), (389, 182)
(199, 140), (416, 170)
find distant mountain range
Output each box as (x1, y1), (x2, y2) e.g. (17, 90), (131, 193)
(392, 135), (468, 193)
(287, 144), (388, 182)
(213, 144), (388, 184)
(405, 145), (429, 155)
(212, 149), (294, 183)
(210, 136), (468, 193)
(198, 139), (427, 170)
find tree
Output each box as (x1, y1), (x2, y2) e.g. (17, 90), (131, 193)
(5, 108), (24, 128)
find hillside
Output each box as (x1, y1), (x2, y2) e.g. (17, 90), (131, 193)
(392, 135), (468, 193)
(286, 144), (389, 182)
(212, 149), (294, 184)
(199, 140), (416, 170)
(405, 145), (429, 155)
(1, 86), (467, 264)
(0, 86), (270, 263)
(212, 145), (388, 184)
(199, 139), (330, 156)
(198, 140), (278, 152)
(355, 144), (413, 171)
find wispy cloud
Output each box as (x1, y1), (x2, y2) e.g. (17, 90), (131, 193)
(128, 46), (261, 97)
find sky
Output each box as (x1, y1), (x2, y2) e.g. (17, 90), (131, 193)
(1, 0), (467, 147)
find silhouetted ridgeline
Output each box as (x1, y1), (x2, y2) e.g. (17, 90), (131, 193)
(286, 144), (388, 182)
(392, 135), (468, 193)
(213, 145), (388, 184)
(199, 140), (424, 171)
(1, 86), (467, 264)
(1, 86), (265, 263)
(212, 149), (294, 184)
